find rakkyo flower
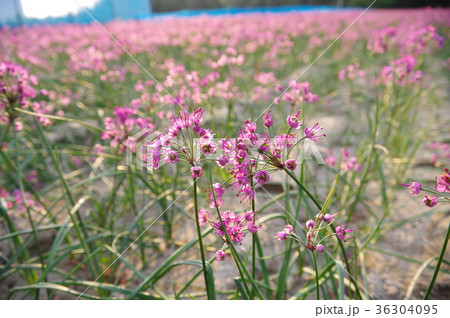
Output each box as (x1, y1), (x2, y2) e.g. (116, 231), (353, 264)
(335, 224), (355, 241)
(435, 169), (449, 193)
(423, 195), (438, 207)
(263, 111), (273, 127)
(401, 182), (422, 195)
(304, 123), (325, 142)
(216, 250), (226, 261)
(254, 170), (270, 186)
(191, 166), (203, 178)
(287, 110), (302, 129)
(285, 159), (297, 170)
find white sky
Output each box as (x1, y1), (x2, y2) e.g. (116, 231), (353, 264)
(21, 0), (99, 19)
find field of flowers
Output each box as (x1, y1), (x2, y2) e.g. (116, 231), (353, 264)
(0, 8), (449, 300)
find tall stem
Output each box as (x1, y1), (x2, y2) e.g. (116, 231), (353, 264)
(250, 178), (256, 300)
(193, 176), (211, 299)
(312, 251), (320, 300)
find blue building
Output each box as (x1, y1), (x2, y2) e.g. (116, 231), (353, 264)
(0, 0), (25, 25)
(1, 0), (152, 26)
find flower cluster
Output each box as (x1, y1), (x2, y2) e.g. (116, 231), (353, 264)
(367, 26), (397, 54)
(215, 110), (324, 202)
(146, 107), (216, 173)
(102, 106), (155, 153)
(325, 148), (362, 172)
(406, 25), (445, 55)
(198, 209), (261, 261)
(0, 62), (39, 129)
(274, 81), (319, 106)
(0, 188), (45, 214)
(338, 63), (366, 82)
(428, 142), (450, 165)
(380, 55), (423, 86)
(0, 62), (37, 108)
(275, 212), (354, 253)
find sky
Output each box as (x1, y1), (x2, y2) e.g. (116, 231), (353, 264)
(20, 0), (99, 18)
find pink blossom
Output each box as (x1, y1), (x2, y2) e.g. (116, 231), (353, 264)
(275, 231), (288, 241)
(422, 195), (438, 207)
(191, 166), (203, 178)
(401, 182), (422, 195)
(198, 210), (210, 226)
(216, 250), (226, 261)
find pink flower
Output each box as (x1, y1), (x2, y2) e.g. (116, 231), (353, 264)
(254, 170), (270, 186)
(325, 155), (336, 168)
(263, 111), (273, 127)
(323, 212), (339, 223)
(248, 221), (262, 234)
(306, 219), (315, 230)
(216, 155), (229, 168)
(275, 231), (287, 241)
(285, 159), (297, 170)
(198, 210), (210, 226)
(164, 149), (179, 164)
(401, 182), (422, 195)
(336, 224), (355, 241)
(435, 169), (449, 193)
(287, 110), (302, 129)
(304, 123), (325, 142)
(284, 224), (294, 235)
(191, 166), (203, 178)
(216, 250), (226, 261)
(208, 183), (225, 208)
(423, 195), (438, 207)
(316, 244), (325, 253)
(244, 210), (255, 221)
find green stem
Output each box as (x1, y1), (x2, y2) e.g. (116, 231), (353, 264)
(424, 222), (450, 300)
(283, 168), (322, 211)
(193, 176), (211, 299)
(312, 251), (320, 300)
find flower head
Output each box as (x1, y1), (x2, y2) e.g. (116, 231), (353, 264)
(284, 224), (294, 235)
(285, 159), (297, 171)
(254, 170), (270, 186)
(423, 195), (438, 207)
(248, 221), (262, 234)
(287, 110), (302, 129)
(216, 250), (226, 261)
(401, 182), (422, 195)
(436, 169), (450, 193)
(198, 210), (210, 226)
(316, 244), (325, 253)
(208, 183), (225, 208)
(336, 224), (355, 241)
(191, 166), (203, 178)
(263, 111), (273, 127)
(306, 219), (315, 230)
(323, 212), (339, 223)
(304, 123), (325, 142)
(275, 231), (288, 241)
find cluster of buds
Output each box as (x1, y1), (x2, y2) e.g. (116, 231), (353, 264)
(275, 211), (355, 253)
